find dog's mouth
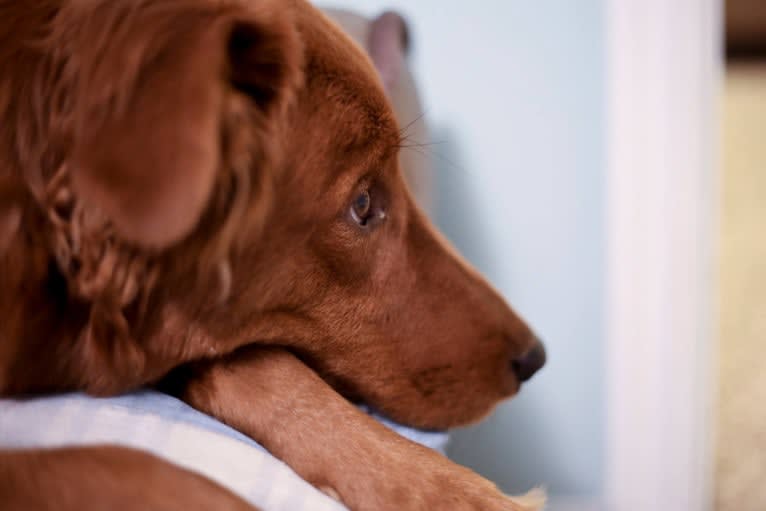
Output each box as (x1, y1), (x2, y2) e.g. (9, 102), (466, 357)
(277, 328), (545, 431)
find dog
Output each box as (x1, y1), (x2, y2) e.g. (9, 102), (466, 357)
(0, 1), (546, 510)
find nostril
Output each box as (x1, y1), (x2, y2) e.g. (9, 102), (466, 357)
(510, 340), (546, 383)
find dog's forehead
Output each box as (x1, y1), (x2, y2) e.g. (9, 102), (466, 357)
(295, 2), (399, 151)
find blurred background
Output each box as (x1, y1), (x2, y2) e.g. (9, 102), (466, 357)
(317, 1), (764, 510)
(718, 1), (766, 510)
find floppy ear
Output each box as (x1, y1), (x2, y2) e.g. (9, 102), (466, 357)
(68, 1), (301, 249)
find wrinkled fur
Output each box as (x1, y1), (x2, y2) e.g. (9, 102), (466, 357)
(0, 1), (544, 510)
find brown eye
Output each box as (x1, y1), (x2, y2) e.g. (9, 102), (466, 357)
(351, 190), (372, 225)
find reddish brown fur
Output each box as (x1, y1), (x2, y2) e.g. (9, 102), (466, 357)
(0, 446), (254, 511)
(0, 1), (544, 510)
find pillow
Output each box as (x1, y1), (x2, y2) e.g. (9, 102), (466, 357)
(0, 391), (448, 511)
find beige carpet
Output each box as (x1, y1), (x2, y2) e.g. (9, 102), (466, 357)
(716, 63), (766, 511)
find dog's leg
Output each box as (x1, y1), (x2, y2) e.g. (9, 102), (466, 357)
(174, 347), (544, 511)
(0, 445), (258, 511)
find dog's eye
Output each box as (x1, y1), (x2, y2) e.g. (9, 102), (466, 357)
(351, 190), (372, 225)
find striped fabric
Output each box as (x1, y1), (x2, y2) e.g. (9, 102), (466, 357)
(0, 391), (448, 510)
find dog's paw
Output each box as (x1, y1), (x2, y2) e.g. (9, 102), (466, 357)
(415, 466), (545, 511)
(505, 487), (547, 511)
(324, 443), (546, 511)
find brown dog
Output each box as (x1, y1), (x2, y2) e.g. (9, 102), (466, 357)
(0, 1), (546, 510)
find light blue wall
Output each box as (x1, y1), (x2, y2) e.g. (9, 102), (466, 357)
(317, 0), (605, 498)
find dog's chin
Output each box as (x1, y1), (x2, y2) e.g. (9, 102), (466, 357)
(363, 389), (516, 432)
(394, 381), (523, 431)
(355, 402), (449, 436)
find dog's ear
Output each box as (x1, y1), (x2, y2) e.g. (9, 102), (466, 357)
(368, 11), (410, 90)
(68, 2), (302, 249)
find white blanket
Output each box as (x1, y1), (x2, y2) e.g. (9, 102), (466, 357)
(0, 391), (448, 511)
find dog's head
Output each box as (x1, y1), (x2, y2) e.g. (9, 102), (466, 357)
(1, 0), (544, 429)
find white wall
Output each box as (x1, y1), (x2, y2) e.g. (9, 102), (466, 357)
(316, 0), (605, 501)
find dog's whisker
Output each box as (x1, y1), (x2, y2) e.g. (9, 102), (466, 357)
(397, 110), (428, 139)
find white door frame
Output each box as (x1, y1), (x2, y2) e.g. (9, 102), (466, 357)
(604, 1), (721, 510)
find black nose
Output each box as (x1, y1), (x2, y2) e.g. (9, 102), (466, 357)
(511, 339), (546, 383)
